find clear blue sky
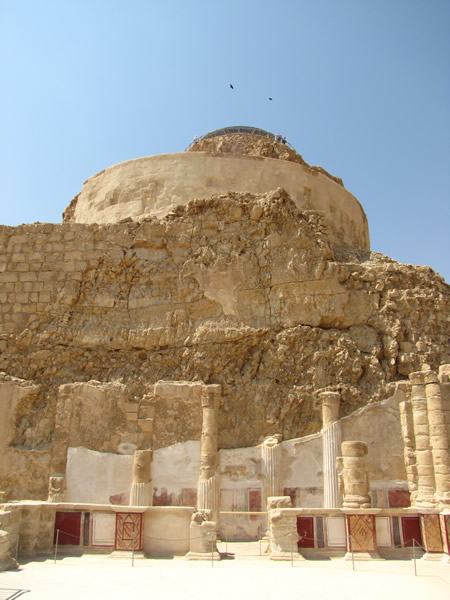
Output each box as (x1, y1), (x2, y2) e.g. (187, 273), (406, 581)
(1, 0), (449, 281)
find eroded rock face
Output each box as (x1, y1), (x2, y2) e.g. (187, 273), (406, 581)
(63, 135), (367, 252)
(0, 187), (448, 499)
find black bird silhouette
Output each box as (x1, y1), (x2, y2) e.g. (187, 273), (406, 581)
(229, 84), (234, 89)
(268, 97), (273, 101)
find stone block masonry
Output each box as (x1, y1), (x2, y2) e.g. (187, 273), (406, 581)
(0, 189), (449, 501)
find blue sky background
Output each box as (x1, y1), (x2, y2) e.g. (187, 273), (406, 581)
(1, 0), (449, 281)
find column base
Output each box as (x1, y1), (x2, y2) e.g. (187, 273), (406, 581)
(185, 551), (221, 561)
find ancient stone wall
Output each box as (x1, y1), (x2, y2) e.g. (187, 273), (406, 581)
(0, 189), (448, 499)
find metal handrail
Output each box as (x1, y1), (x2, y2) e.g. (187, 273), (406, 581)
(185, 125), (295, 151)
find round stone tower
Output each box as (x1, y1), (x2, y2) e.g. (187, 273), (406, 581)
(64, 126), (369, 251)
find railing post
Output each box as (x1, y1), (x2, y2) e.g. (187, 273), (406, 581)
(54, 529), (59, 564)
(413, 538), (417, 576)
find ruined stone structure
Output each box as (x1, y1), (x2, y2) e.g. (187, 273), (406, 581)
(337, 441), (371, 509)
(0, 126), (449, 563)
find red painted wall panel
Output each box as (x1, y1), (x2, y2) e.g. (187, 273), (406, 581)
(401, 516), (422, 547)
(297, 517), (315, 548)
(54, 511), (81, 545)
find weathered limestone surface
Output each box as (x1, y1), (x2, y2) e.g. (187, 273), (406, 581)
(400, 367), (450, 508)
(47, 475), (65, 502)
(399, 398), (418, 503)
(321, 391), (342, 508)
(197, 385), (220, 520)
(337, 441), (371, 508)
(267, 497), (301, 560)
(0, 182), (449, 500)
(65, 134), (368, 252)
(130, 449), (152, 506)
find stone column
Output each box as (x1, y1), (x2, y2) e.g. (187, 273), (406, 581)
(423, 370), (450, 506)
(187, 384), (221, 560)
(320, 391), (342, 508)
(337, 441), (371, 509)
(262, 434), (283, 508)
(130, 450), (152, 506)
(409, 370), (436, 507)
(399, 400), (418, 505)
(197, 385), (221, 521)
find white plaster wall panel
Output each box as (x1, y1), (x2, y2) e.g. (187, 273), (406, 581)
(66, 447), (133, 504)
(326, 516), (346, 547)
(219, 514), (265, 542)
(92, 512), (115, 546)
(341, 390), (407, 484)
(219, 446), (261, 489)
(282, 434), (322, 488)
(375, 516), (392, 547)
(152, 441), (200, 497)
(297, 487), (324, 508)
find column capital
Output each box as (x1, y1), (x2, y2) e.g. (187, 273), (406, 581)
(319, 391), (340, 428)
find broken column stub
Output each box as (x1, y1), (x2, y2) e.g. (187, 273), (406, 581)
(130, 449), (153, 507)
(47, 475), (66, 503)
(185, 510), (220, 561)
(337, 441), (371, 509)
(320, 391), (342, 508)
(267, 496), (302, 560)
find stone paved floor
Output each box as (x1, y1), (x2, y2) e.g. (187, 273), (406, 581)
(1, 543), (449, 600)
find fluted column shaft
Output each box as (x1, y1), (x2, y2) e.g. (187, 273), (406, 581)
(320, 391), (341, 508)
(262, 436), (283, 507)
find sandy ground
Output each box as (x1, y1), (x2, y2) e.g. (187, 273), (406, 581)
(1, 543), (449, 600)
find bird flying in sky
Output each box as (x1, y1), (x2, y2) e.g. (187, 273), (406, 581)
(229, 84), (234, 89)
